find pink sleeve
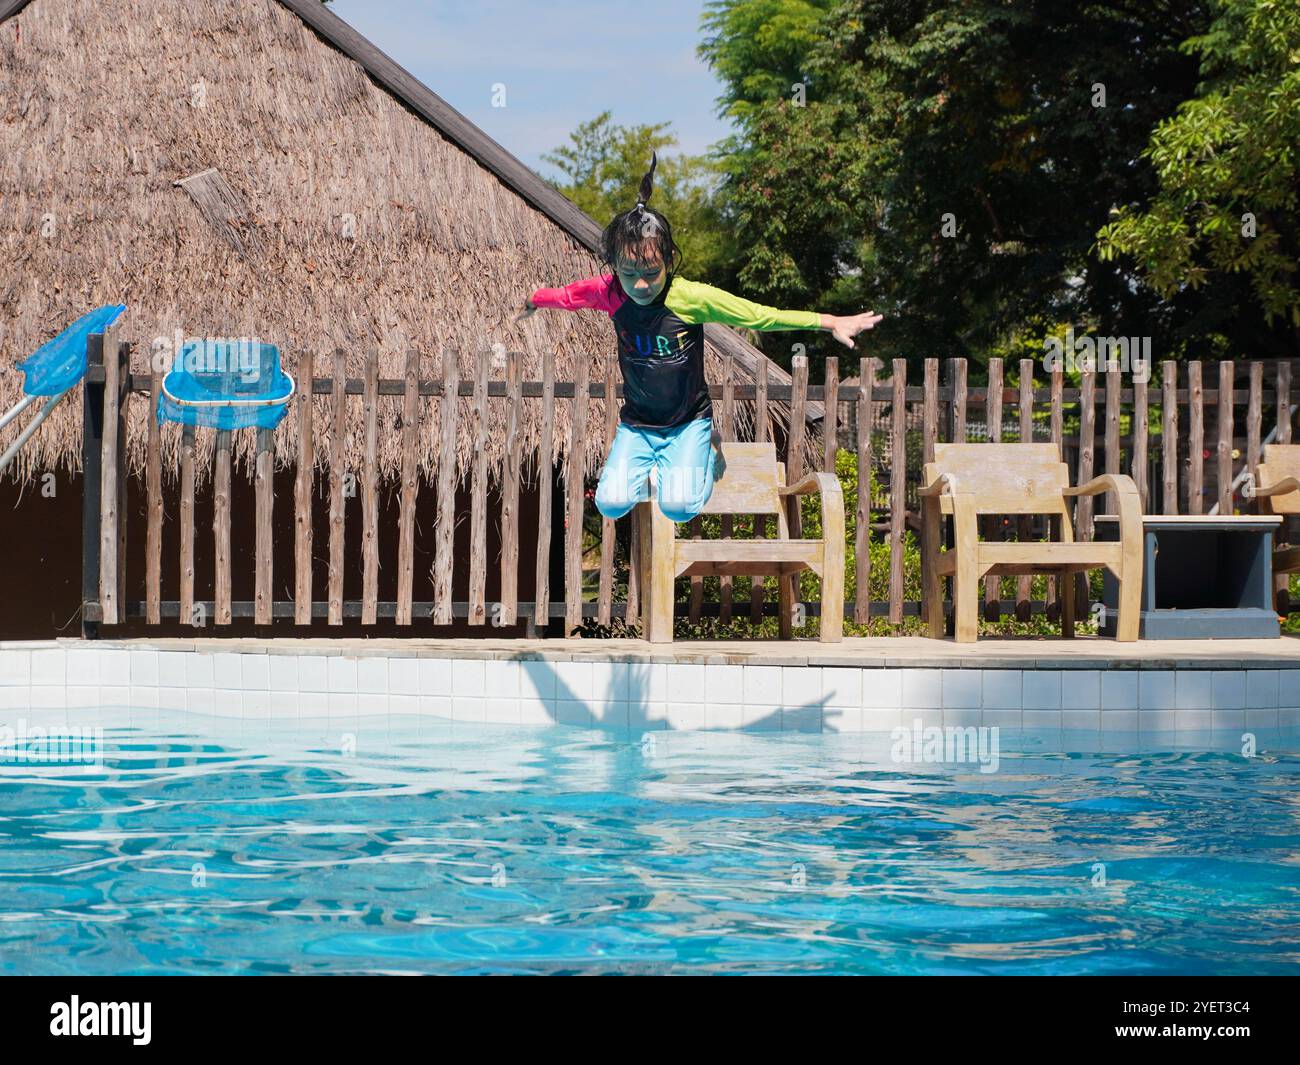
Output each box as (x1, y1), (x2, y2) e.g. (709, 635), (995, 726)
(529, 273), (623, 315)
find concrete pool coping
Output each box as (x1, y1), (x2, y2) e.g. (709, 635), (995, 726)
(7, 634), (1300, 669)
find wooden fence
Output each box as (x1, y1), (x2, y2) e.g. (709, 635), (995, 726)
(79, 331), (1294, 637)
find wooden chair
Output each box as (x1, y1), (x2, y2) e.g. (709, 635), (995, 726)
(918, 443), (1143, 642)
(1249, 443), (1300, 611)
(636, 441), (845, 643)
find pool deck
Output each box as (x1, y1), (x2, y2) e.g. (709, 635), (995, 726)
(13, 633), (1300, 669)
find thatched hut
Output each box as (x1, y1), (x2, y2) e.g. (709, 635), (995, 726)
(0, 0), (817, 637)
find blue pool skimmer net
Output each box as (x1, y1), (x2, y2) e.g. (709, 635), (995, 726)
(157, 338), (295, 430)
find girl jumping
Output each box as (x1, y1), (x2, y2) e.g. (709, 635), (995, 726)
(518, 153), (883, 524)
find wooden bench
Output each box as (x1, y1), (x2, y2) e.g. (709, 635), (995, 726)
(1248, 443), (1300, 612)
(636, 441), (845, 643)
(918, 443), (1144, 642)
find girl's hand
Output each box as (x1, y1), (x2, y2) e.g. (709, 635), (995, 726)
(826, 311), (884, 349)
(515, 297), (538, 323)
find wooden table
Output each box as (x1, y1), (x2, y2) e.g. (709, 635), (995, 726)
(1094, 514), (1282, 639)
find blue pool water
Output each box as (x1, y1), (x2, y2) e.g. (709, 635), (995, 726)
(1, 712), (1298, 974)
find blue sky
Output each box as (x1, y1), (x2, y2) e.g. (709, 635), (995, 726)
(328, 0), (739, 181)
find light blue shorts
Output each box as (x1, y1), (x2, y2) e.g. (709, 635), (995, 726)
(594, 417), (716, 524)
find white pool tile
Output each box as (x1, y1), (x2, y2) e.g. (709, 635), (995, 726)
(66, 685), (100, 710)
(705, 664), (744, 705)
(1245, 708), (1278, 731)
(327, 691), (358, 718)
(31, 649), (67, 686)
(212, 689), (242, 718)
(1100, 671), (1139, 710)
(388, 657), (419, 697)
(862, 670), (902, 710)
(157, 686), (186, 712)
(418, 694), (453, 721)
(1099, 710), (1139, 732)
(861, 707), (903, 731)
(294, 690), (327, 718)
(66, 649), (102, 686)
(667, 702), (706, 730)
(627, 701), (668, 732)
(783, 666), (822, 709)
(900, 708), (944, 729)
(185, 653), (214, 689)
(1246, 670), (1279, 709)
(594, 701), (629, 730)
(944, 708), (982, 728)
(1061, 671), (1101, 710)
(518, 697), (555, 726)
(626, 662), (660, 703)
(480, 659), (516, 698)
(743, 666), (782, 705)
(823, 705), (863, 733)
(1210, 708), (1245, 731)
(1208, 671), (1246, 711)
(1176, 709), (1214, 731)
(519, 659), (556, 700)
(417, 657), (454, 696)
(705, 703), (745, 731)
(981, 708), (1022, 729)
(555, 700), (593, 727)
(326, 657), (358, 694)
(127, 650), (156, 687)
(941, 670), (981, 710)
(782, 705), (822, 732)
(1022, 671), (1062, 710)
(901, 669), (942, 709)
(981, 671), (1021, 710)
(592, 661), (631, 703)
(389, 694), (419, 717)
(483, 698), (520, 724)
(1278, 707), (1300, 727)
(0, 649), (31, 685)
(1139, 710), (1178, 733)
(212, 652), (243, 690)
(1275, 671), (1300, 706)
(242, 689), (270, 718)
(1139, 672), (1176, 710)
(100, 651), (130, 686)
(270, 692), (298, 719)
(742, 702), (783, 731)
(29, 685), (66, 709)
(665, 664), (704, 704)
(356, 692), (388, 717)
(187, 689), (215, 715)
(821, 668), (862, 709)
(1022, 709), (1062, 730)
(237, 655), (267, 691)
(556, 660), (595, 701)
(1175, 671), (1213, 710)
(152, 651), (184, 688)
(356, 658), (388, 695)
(1061, 709), (1101, 731)
(99, 685), (129, 708)
(268, 655), (298, 692)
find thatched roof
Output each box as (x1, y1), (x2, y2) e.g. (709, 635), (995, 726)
(0, 0), (819, 485)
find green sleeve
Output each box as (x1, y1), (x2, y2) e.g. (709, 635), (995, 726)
(666, 278), (822, 330)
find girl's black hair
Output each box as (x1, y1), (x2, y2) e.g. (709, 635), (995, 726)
(599, 151), (683, 279)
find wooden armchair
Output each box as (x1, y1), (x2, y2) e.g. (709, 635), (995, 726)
(637, 441), (845, 643)
(1249, 444), (1300, 611)
(918, 443), (1143, 642)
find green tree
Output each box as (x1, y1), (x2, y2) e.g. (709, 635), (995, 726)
(539, 113), (734, 282)
(1097, 0), (1300, 352)
(705, 0), (1218, 371)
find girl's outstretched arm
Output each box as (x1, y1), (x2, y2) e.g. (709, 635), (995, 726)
(666, 279), (882, 348)
(516, 274), (623, 321)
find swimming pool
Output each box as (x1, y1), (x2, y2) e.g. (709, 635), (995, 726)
(1, 711), (1297, 974)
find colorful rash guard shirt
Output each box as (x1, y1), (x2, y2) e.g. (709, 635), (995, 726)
(528, 273), (821, 430)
